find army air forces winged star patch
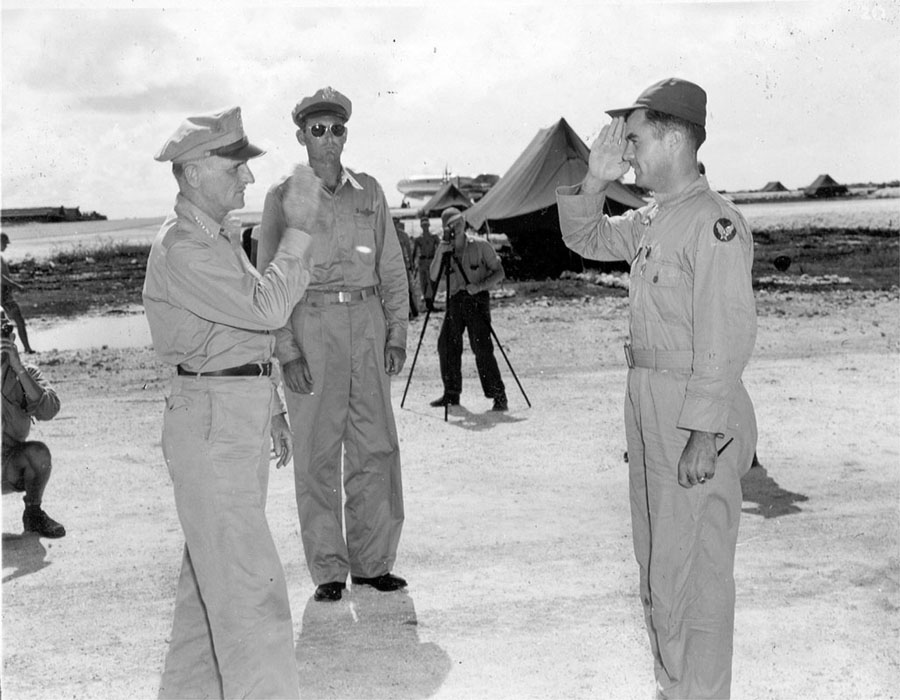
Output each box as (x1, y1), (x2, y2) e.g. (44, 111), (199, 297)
(713, 218), (736, 242)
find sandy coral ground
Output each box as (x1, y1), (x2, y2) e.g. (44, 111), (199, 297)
(2, 287), (899, 699)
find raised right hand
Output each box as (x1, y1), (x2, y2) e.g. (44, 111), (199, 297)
(282, 354), (314, 394)
(283, 164), (325, 233)
(585, 117), (631, 191)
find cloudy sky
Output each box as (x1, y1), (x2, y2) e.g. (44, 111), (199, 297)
(1, 0), (898, 220)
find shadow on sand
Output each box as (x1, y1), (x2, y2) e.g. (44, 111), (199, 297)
(740, 460), (809, 518)
(297, 588), (451, 699)
(2, 532), (50, 583)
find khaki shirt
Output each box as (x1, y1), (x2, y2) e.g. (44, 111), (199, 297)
(557, 175), (757, 435)
(259, 167), (409, 356)
(430, 233), (504, 298)
(2, 363), (60, 444)
(142, 194), (312, 373)
(412, 231), (440, 262)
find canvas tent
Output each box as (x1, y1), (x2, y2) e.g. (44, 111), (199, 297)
(418, 182), (474, 218)
(804, 174), (848, 198)
(761, 181), (789, 192)
(463, 117), (646, 278)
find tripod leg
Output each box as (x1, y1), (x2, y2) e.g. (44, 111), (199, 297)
(489, 325), (531, 408)
(401, 307), (432, 407)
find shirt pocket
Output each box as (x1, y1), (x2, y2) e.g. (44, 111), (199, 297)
(352, 212), (377, 265)
(640, 259), (689, 325)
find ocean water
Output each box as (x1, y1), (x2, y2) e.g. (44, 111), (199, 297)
(5, 199), (897, 351)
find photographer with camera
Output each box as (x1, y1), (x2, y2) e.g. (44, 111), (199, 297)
(428, 207), (508, 411)
(1, 307), (65, 538)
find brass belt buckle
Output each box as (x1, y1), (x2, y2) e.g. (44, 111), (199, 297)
(624, 343), (635, 369)
(338, 291), (351, 303)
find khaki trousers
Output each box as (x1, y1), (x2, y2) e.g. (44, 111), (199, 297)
(285, 295), (404, 585)
(625, 369), (756, 700)
(158, 376), (299, 700)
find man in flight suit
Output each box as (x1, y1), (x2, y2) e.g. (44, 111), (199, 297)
(428, 207), (508, 412)
(257, 87), (409, 603)
(144, 106), (317, 699)
(557, 78), (757, 699)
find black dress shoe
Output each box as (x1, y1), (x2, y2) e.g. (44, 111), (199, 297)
(351, 573), (408, 592)
(491, 396), (508, 412)
(429, 395), (459, 407)
(314, 581), (346, 602)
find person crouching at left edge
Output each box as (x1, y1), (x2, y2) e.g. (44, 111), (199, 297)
(143, 105), (322, 700)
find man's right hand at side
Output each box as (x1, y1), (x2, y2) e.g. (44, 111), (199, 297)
(282, 353), (314, 394)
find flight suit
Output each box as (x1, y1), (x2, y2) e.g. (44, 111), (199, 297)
(144, 194), (312, 699)
(558, 175), (757, 699)
(258, 168), (408, 587)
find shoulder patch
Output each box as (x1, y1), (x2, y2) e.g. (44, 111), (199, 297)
(713, 218), (736, 242)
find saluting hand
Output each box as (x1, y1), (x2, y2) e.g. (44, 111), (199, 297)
(584, 117), (631, 192)
(283, 163), (325, 233)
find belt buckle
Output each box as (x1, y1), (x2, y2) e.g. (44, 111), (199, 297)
(338, 291), (352, 303)
(624, 343), (635, 369)
(256, 362), (265, 376)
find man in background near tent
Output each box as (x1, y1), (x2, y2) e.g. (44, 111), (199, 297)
(412, 216), (440, 311)
(257, 86), (409, 604)
(1, 233), (36, 354)
(557, 78), (757, 699)
(144, 106), (317, 699)
(429, 207), (507, 412)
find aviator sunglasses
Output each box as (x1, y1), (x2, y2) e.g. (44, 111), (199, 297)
(308, 123), (347, 138)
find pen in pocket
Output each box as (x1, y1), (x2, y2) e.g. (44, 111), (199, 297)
(717, 437), (734, 456)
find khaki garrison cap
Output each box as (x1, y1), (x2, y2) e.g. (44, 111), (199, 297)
(292, 86), (352, 126)
(606, 77), (707, 128)
(155, 106), (265, 163)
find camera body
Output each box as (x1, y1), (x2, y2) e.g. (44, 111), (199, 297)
(442, 227), (454, 243)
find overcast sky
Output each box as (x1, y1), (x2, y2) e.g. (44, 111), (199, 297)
(1, 0), (898, 220)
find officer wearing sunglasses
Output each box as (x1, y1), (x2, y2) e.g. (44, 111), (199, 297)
(257, 86), (409, 604)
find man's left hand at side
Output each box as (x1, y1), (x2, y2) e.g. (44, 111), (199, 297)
(677, 430), (717, 488)
(385, 346), (406, 376)
(270, 412), (293, 469)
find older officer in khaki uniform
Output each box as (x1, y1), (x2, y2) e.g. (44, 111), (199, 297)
(144, 106), (318, 699)
(257, 87), (408, 603)
(557, 78), (757, 699)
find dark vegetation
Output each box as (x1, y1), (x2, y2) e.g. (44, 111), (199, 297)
(8, 227), (899, 319)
